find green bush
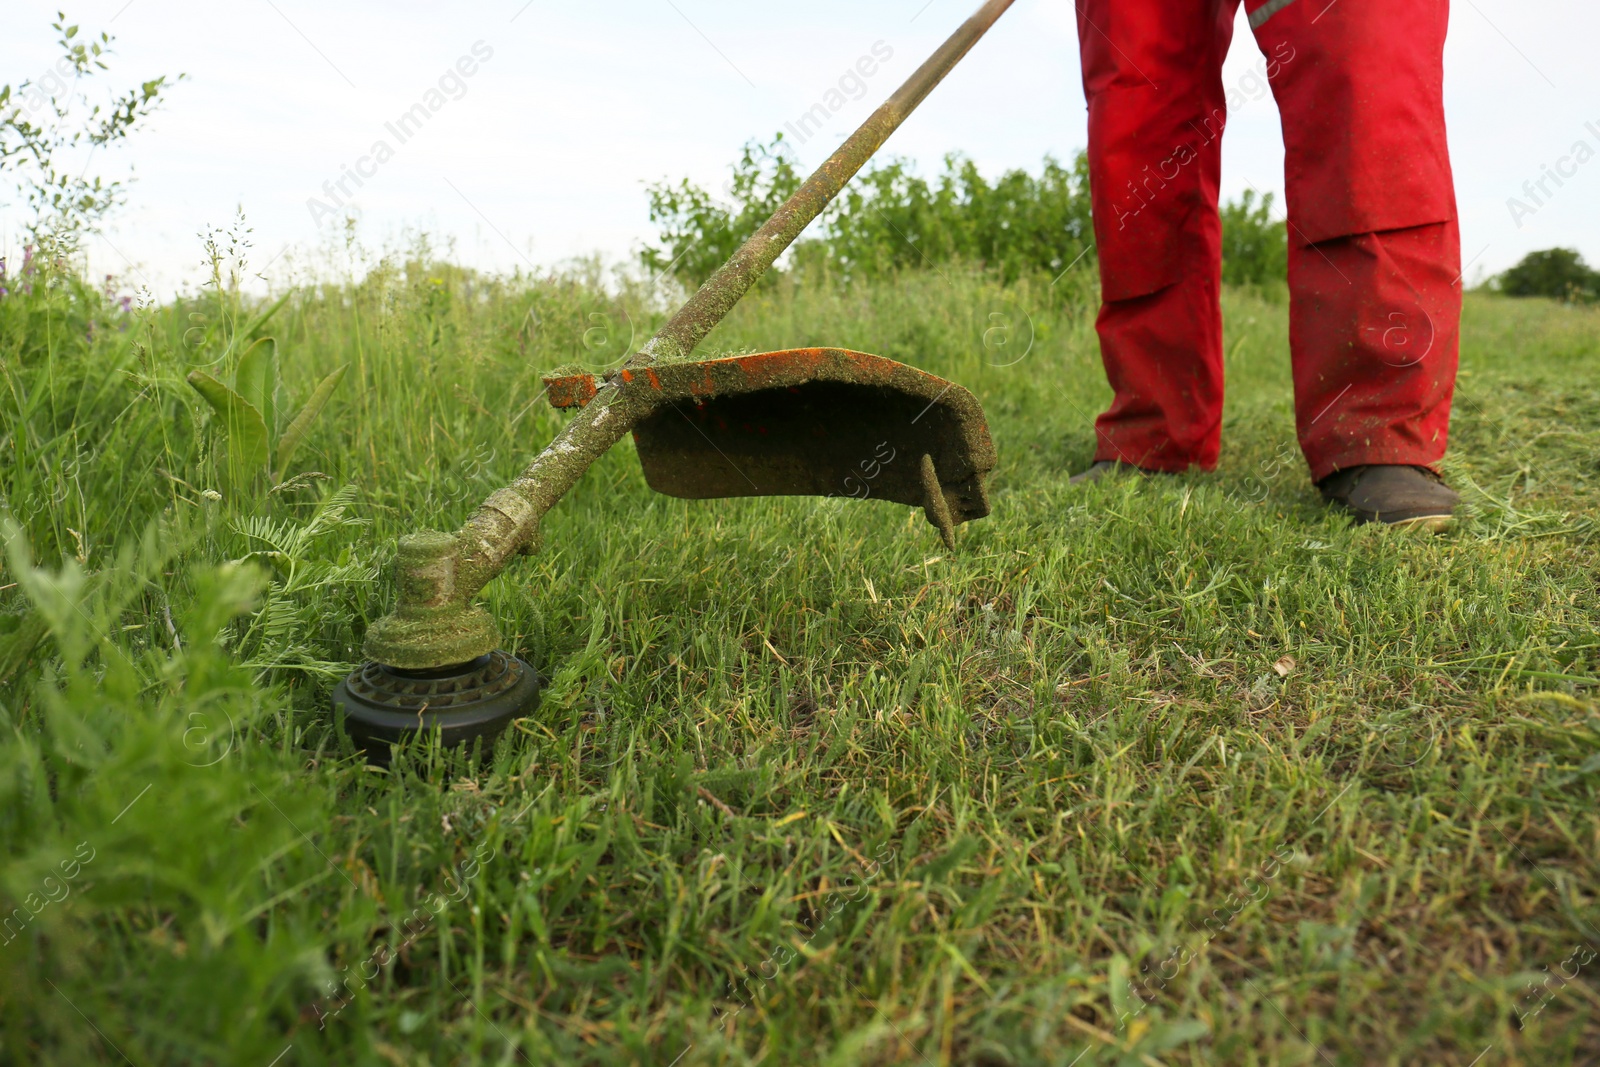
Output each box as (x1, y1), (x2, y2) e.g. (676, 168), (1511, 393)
(640, 137), (803, 290)
(819, 152), (1094, 284)
(1494, 247), (1599, 303)
(642, 135), (1093, 287)
(1219, 188), (1288, 288)
(642, 135), (1289, 290)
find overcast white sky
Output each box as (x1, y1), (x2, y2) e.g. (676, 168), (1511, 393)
(2, 0), (1596, 298)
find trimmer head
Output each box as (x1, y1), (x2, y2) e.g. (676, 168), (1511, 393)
(332, 650), (540, 760)
(545, 348), (996, 547)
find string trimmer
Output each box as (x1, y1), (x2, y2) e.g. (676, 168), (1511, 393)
(334, 0), (1014, 753)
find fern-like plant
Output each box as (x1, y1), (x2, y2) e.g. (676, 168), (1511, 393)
(229, 483), (376, 679)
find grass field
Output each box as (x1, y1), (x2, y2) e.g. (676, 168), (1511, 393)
(3, 246), (1599, 1066)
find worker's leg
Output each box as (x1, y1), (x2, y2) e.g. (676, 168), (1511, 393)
(1076, 0), (1240, 472)
(1286, 221), (1461, 478)
(1244, 0), (1460, 480)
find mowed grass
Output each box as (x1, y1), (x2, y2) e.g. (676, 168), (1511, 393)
(2, 250), (1599, 1067)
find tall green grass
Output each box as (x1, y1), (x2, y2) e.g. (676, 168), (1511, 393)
(2, 236), (1598, 1065)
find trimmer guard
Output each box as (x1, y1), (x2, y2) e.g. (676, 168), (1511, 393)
(544, 348), (996, 544)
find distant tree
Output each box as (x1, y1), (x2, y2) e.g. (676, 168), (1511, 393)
(0, 10), (183, 249)
(1495, 248), (1599, 303)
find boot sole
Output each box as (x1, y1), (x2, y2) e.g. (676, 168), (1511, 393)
(1324, 499), (1459, 533)
(1383, 514), (1456, 533)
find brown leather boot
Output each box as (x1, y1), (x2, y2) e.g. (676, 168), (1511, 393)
(1318, 464), (1459, 531)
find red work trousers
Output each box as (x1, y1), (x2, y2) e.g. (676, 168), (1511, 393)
(1076, 0), (1461, 480)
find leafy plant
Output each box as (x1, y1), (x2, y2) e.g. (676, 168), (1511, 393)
(0, 519), (358, 1066)
(0, 10), (183, 246)
(186, 296), (348, 490)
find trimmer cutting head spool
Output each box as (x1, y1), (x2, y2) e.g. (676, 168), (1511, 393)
(331, 650), (540, 761)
